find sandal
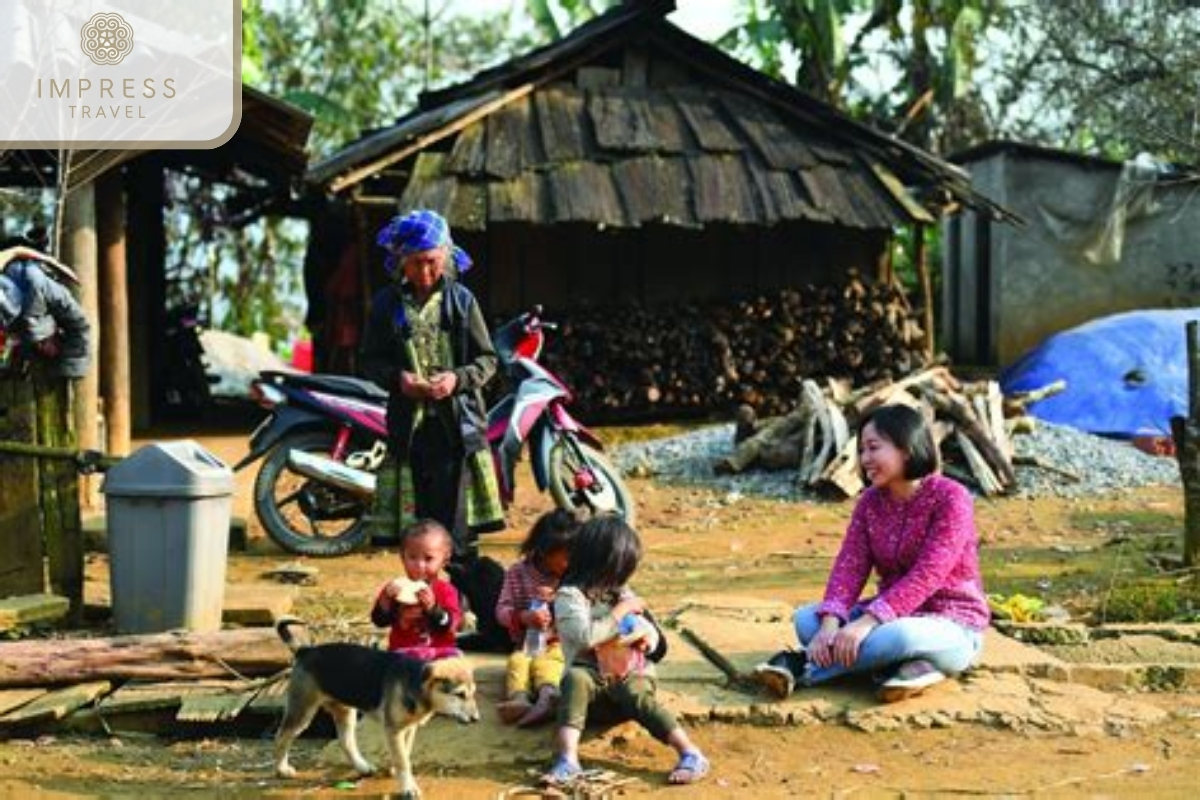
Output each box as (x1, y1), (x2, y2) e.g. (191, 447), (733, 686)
(543, 756), (583, 786)
(668, 750), (710, 785)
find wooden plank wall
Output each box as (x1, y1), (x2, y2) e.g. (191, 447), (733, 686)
(477, 222), (888, 317)
(0, 367), (83, 619)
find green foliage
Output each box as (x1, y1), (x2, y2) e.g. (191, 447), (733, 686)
(163, 1), (535, 347)
(1101, 579), (1199, 624)
(0, 189), (51, 243)
(718, 0), (1004, 151)
(987, 1), (1200, 163)
(527, 0), (616, 41)
(163, 172), (306, 345)
(242, 0), (533, 158)
(717, 0), (1198, 161)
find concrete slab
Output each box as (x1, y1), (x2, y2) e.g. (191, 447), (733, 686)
(0, 594), (70, 630)
(222, 583), (298, 626)
(976, 628), (1070, 680)
(313, 610), (1175, 770)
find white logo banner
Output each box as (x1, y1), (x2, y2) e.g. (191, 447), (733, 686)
(0, 0), (240, 148)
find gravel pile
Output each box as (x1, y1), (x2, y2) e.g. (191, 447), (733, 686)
(613, 420), (1180, 500)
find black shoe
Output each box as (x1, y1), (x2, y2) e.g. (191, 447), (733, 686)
(753, 649), (808, 699)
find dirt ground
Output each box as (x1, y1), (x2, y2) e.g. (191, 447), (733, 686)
(2, 430), (1199, 798)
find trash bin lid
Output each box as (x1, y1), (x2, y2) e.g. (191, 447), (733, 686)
(101, 440), (234, 498)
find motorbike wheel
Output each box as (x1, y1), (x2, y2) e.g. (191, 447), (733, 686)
(253, 429), (372, 557)
(547, 438), (637, 526)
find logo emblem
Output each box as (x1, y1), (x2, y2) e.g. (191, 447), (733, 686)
(80, 12), (134, 66)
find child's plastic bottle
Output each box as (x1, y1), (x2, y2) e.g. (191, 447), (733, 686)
(523, 599), (547, 657)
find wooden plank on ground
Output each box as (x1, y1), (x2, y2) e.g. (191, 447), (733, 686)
(247, 674), (290, 715)
(0, 681), (111, 726)
(0, 594), (71, 630)
(223, 583), (299, 626)
(177, 684), (263, 722)
(97, 682), (190, 714)
(0, 688), (47, 717)
(0, 627), (291, 688)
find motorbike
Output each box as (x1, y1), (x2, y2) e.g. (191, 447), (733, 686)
(488, 306), (634, 523)
(233, 371), (389, 556)
(234, 306), (634, 557)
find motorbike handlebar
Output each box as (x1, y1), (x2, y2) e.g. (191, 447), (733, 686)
(523, 305), (557, 333)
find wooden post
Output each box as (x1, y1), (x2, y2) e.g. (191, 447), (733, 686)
(1171, 320), (1200, 567)
(97, 171), (130, 457)
(125, 158), (165, 429)
(62, 181), (100, 508)
(914, 224), (935, 362)
(0, 366), (83, 620)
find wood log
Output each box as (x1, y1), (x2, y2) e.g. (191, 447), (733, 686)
(985, 382), (1013, 462)
(954, 431), (1005, 496)
(1003, 379), (1067, 416)
(922, 387), (1017, 490)
(798, 379), (850, 486)
(0, 628), (292, 688)
(530, 278), (931, 423)
(1012, 454), (1080, 483)
(678, 626), (756, 689)
(714, 407), (809, 474)
(814, 436), (863, 498)
(1007, 416), (1037, 436)
(848, 364), (953, 419)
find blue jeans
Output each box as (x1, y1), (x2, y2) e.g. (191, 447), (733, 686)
(793, 602), (984, 685)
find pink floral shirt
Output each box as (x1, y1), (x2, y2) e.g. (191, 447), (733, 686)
(818, 474), (990, 631)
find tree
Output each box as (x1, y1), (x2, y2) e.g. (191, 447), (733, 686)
(245, 0), (533, 158)
(527, 0), (618, 41)
(987, 0), (1200, 163)
(718, 0), (1006, 153)
(159, 1), (532, 348)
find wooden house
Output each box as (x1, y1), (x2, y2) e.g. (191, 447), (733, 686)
(0, 87), (311, 610)
(305, 0), (1009, 371)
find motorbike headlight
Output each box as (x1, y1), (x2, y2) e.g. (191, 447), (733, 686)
(250, 381), (287, 409)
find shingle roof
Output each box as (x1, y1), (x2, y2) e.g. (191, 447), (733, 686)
(310, 0), (1012, 229)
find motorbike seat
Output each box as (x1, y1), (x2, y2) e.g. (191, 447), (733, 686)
(263, 370), (389, 402)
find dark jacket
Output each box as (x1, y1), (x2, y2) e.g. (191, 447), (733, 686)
(0, 260), (91, 379)
(360, 277), (497, 454)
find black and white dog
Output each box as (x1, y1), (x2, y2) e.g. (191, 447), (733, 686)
(273, 617), (479, 798)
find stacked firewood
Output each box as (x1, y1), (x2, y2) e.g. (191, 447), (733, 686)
(530, 274), (928, 422)
(715, 367), (1066, 498)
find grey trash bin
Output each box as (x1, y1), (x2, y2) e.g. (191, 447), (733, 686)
(102, 440), (234, 633)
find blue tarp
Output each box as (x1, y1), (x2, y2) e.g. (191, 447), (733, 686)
(999, 309), (1195, 438)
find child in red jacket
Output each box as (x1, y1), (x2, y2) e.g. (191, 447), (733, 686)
(371, 519), (462, 659)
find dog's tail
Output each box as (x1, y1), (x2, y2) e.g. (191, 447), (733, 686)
(275, 616), (309, 653)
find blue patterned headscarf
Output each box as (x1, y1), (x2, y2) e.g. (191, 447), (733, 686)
(376, 209), (473, 278)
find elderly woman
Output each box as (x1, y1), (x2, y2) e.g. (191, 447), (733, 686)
(360, 209), (503, 560)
